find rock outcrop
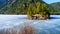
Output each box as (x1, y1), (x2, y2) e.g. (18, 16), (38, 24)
(28, 14), (50, 20)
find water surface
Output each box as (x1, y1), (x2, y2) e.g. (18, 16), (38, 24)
(0, 15), (60, 34)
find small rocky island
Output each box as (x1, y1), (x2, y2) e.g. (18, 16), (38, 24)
(28, 14), (50, 20)
(27, 2), (50, 20)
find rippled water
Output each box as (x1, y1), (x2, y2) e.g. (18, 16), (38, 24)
(0, 15), (60, 34)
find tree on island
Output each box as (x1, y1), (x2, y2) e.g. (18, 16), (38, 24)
(27, 2), (50, 20)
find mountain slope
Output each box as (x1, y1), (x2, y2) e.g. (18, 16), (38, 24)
(49, 2), (60, 14)
(0, 0), (16, 11)
(0, 0), (47, 14)
(0, 0), (7, 9)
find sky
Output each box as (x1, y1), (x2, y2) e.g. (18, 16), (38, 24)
(43, 0), (60, 4)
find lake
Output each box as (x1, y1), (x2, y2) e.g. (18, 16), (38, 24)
(0, 15), (60, 34)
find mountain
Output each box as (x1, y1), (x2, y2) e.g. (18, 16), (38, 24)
(0, 0), (7, 9)
(0, 0), (47, 14)
(49, 2), (60, 14)
(0, 0), (60, 15)
(0, 0), (17, 14)
(0, 0), (16, 10)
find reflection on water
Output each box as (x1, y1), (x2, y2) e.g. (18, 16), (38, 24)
(0, 15), (60, 34)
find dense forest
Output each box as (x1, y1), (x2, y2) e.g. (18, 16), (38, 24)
(0, 0), (60, 15)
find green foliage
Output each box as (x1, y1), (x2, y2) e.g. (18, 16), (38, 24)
(0, 0), (47, 14)
(0, 0), (59, 15)
(27, 1), (50, 17)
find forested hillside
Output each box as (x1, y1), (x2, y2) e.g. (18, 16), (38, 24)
(0, 0), (16, 14)
(0, 0), (60, 15)
(0, 0), (49, 14)
(0, 0), (7, 9)
(49, 2), (60, 15)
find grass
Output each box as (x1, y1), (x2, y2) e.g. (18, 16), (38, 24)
(1, 25), (35, 34)
(19, 25), (35, 34)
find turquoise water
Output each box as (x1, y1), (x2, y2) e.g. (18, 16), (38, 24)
(0, 15), (60, 34)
